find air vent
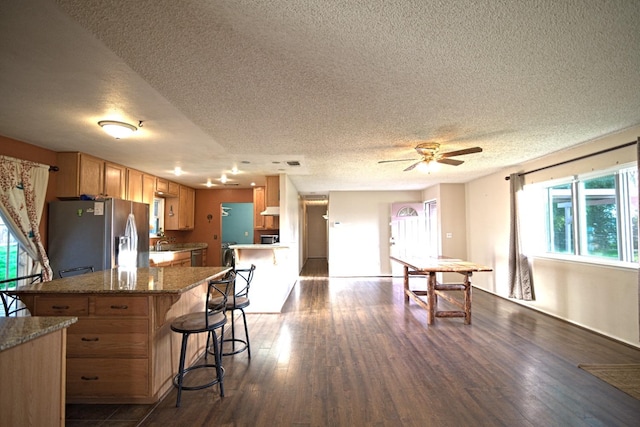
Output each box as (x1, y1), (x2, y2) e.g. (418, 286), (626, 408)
(224, 183), (239, 186)
(286, 160), (301, 166)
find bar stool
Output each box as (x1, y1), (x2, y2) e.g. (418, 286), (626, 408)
(170, 271), (235, 407)
(223, 264), (255, 358)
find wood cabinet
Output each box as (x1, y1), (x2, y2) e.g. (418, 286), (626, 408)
(127, 169), (155, 204)
(56, 153), (126, 199)
(0, 320), (69, 426)
(26, 294), (151, 403)
(265, 175), (280, 207)
(253, 185), (279, 235)
(56, 152), (104, 198)
(165, 185), (195, 230)
(150, 251), (191, 267)
(104, 162), (126, 199)
(254, 187), (266, 230)
(155, 178), (179, 197)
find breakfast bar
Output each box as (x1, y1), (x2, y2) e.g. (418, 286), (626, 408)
(390, 256), (492, 325)
(10, 266), (230, 404)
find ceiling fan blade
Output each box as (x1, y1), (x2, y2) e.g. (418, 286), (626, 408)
(438, 146), (483, 158)
(378, 158), (417, 164)
(403, 161), (422, 172)
(437, 158), (464, 166)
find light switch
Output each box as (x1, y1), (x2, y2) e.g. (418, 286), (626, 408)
(446, 232), (453, 238)
(244, 231), (249, 236)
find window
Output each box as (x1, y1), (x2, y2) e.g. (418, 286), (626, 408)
(527, 164), (638, 264)
(0, 214), (28, 285)
(150, 197), (165, 237)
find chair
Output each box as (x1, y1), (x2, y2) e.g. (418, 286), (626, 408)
(0, 273), (43, 316)
(170, 271), (235, 407)
(216, 264), (255, 358)
(59, 266), (94, 278)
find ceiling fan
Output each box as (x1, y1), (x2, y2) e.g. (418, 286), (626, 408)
(378, 142), (483, 171)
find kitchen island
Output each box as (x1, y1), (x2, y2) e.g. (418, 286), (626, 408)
(230, 244), (297, 313)
(10, 266), (230, 404)
(0, 316), (77, 426)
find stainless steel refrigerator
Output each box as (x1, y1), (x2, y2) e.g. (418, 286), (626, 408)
(48, 199), (150, 276)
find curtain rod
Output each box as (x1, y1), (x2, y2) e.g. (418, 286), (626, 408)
(504, 138), (638, 181)
(49, 166), (59, 172)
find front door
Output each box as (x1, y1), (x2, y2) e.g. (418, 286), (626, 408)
(390, 202), (425, 276)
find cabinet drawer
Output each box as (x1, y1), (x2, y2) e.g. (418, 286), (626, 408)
(67, 319), (149, 358)
(34, 296), (89, 316)
(66, 358), (149, 397)
(94, 296), (148, 316)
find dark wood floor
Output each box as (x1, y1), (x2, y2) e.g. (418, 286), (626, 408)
(67, 258), (640, 426)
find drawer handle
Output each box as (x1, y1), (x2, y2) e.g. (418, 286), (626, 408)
(81, 376), (99, 381)
(81, 337), (99, 342)
(51, 305), (70, 310)
(110, 304), (129, 310)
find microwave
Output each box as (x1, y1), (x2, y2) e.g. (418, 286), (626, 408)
(260, 235), (279, 244)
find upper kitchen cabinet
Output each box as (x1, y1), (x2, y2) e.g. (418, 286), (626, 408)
(155, 177), (179, 197)
(164, 185), (195, 230)
(265, 175), (279, 208)
(253, 176), (280, 232)
(127, 168), (155, 204)
(56, 152), (126, 199)
(104, 162), (126, 199)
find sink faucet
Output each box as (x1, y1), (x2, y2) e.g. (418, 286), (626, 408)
(155, 240), (169, 251)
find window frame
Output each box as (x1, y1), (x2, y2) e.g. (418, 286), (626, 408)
(525, 162), (638, 269)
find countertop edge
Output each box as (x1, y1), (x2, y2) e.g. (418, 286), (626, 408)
(0, 316), (78, 352)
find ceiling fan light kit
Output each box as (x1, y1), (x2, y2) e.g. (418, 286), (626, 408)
(379, 142), (483, 172)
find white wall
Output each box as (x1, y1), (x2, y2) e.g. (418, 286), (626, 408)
(328, 190), (422, 276)
(279, 174), (301, 278)
(467, 126), (640, 347)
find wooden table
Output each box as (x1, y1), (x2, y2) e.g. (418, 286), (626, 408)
(390, 256), (492, 325)
(9, 266), (230, 404)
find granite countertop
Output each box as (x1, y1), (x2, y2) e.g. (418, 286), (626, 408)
(0, 316), (77, 352)
(230, 244), (289, 249)
(8, 266), (231, 294)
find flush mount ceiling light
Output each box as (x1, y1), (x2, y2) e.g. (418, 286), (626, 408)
(98, 120), (137, 139)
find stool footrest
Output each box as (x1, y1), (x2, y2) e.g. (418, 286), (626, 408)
(173, 363), (225, 391)
(435, 310), (466, 318)
(222, 338), (249, 356)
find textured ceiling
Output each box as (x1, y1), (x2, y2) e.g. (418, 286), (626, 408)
(1, 0), (639, 194)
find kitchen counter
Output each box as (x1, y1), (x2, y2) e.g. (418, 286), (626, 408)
(149, 243), (207, 267)
(0, 316), (77, 352)
(229, 243), (289, 249)
(10, 266), (231, 404)
(230, 244), (297, 313)
(9, 266), (227, 294)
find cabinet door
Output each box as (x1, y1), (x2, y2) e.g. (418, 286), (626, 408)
(265, 175), (279, 207)
(253, 187), (266, 229)
(142, 174), (155, 205)
(79, 154), (104, 197)
(155, 177), (168, 194)
(104, 162), (126, 199)
(127, 168), (144, 202)
(178, 185), (195, 230)
(164, 196), (179, 230)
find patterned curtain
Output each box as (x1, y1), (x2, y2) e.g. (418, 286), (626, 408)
(0, 156), (53, 281)
(508, 173), (534, 300)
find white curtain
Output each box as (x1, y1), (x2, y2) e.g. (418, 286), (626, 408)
(0, 155), (53, 281)
(508, 173), (534, 300)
